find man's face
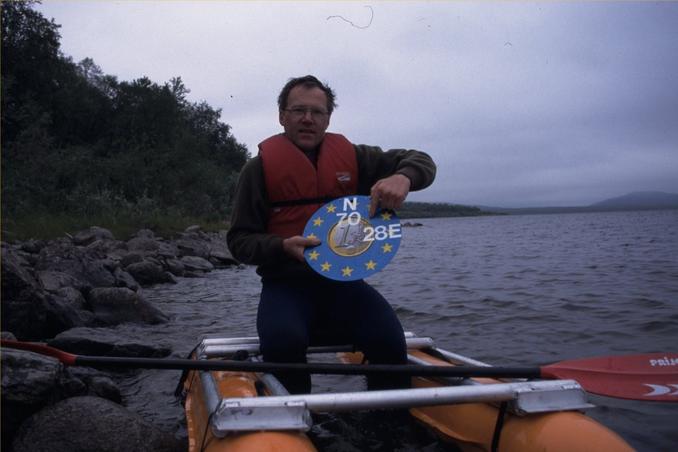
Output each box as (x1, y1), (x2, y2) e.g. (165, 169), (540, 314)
(279, 85), (330, 152)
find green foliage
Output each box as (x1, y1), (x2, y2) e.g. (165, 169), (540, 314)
(398, 201), (488, 219)
(1, 2), (249, 240)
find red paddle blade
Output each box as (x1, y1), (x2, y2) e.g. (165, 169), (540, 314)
(0, 339), (77, 365)
(542, 353), (678, 402)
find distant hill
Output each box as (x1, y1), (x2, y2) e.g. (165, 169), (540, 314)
(401, 191), (678, 219)
(482, 191), (678, 215)
(589, 191), (678, 210)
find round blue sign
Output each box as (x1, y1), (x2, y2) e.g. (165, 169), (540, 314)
(303, 195), (402, 281)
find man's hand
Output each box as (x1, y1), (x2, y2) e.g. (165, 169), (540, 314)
(282, 235), (321, 262)
(369, 173), (411, 217)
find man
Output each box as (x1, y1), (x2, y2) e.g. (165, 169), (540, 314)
(227, 75), (436, 394)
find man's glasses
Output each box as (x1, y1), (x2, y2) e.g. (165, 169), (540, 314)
(284, 107), (329, 121)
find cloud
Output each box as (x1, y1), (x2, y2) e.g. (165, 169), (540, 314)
(37, 1), (678, 207)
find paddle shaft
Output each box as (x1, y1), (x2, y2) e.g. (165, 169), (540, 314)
(73, 355), (545, 378)
(0, 339), (543, 377)
(4, 340), (676, 401)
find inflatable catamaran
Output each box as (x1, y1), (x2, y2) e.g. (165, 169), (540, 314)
(179, 331), (668, 452)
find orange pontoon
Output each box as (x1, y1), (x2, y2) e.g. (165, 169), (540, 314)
(181, 333), (633, 452)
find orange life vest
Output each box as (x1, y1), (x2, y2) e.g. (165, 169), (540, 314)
(259, 133), (358, 238)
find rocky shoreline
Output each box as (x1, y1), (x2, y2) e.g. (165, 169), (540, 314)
(1, 226), (239, 451)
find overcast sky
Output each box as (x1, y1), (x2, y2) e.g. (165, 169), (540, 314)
(36, 1), (678, 207)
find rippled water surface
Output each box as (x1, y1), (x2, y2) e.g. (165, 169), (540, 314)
(117, 210), (678, 451)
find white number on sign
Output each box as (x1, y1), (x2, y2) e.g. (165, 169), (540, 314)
(363, 224), (402, 242)
(336, 211), (362, 226)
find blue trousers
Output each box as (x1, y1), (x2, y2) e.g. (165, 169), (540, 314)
(257, 277), (408, 394)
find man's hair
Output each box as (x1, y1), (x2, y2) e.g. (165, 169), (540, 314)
(278, 75), (337, 114)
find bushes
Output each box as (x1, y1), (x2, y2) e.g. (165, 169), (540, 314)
(1, 2), (248, 240)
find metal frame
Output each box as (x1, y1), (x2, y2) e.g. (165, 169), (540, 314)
(194, 332), (594, 436)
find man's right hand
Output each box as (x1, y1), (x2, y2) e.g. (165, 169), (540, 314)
(282, 235), (321, 262)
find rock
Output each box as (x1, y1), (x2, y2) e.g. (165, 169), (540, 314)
(1, 247), (40, 301)
(176, 235), (210, 258)
(1, 349), (61, 448)
(1, 331), (17, 340)
(209, 249), (238, 266)
(37, 270), (87, 293)
(19, 239), (46, 254)
(72, 226), (115, 246)
(35, 241), (115, 290)
(1, 348), (61, 410)
(133, 229), (156, 239)
(2, 290), (94, 341)
(180, 256), (214, 272)
(125, 260), (174, 286)
(87, 287), (169, 325)
(113, 267), (141, 291)
(48, 327), (171, 358)
(127, 236), (160, 254)
(120, 252), (144, 268)
(85, 238), (128, 256)
(63, 367), (122, 403)
(163, 258), (185, 276)
(0, 347), (121, 449)
(44, 289), (96, 329)
(156, 241), (179, 259)
(185, 224), (202, 233)
(11, 396), (184, 452)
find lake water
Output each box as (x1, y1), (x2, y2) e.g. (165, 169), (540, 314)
(115, 209), (678, 451)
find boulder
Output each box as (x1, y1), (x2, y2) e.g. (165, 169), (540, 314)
(36, 241), (115, 289)
(1, 348), (121, 449)
(37, 270), (87, 293)
(113, 267), (141, 291)
(48, 327), (172, 358)
(1, 247), (40, 301)
(19, 239), (46, 254)
(1, 349), (62, 413)
(180, 256), (214, 272)
(133, 229), (156, 239)
(11, 396), (184, 452)
(209, 249), (238, 266)
(44, 290), (96, 330)
(120, 252), (144, 268)
(71, 226), (115, 246)
(176, 235), (210, 258)
(127, 237), (160, 254)
(1, 349), (61, 449)
(125, 260), (175, 286)
(2, 290), (94, 341)
(87, 287), (169, 325)
(163, 258), (185, 277)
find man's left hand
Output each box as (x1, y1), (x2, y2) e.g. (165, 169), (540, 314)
(369, 173), (411, 217)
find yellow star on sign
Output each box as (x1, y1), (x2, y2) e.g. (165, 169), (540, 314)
(313, 217), (324, 226)
(341, 266), (354, 277)
(381, 243), (393, 253)
(321, 262), (332, 272)
(380, 211), (392, 221)
(326, 204), (336, 213)
(307, 233), (318, 240)
(308, 250), (320, 261)
(365, 260), (377, 270)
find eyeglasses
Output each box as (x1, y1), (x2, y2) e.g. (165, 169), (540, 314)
(284, 107), (329, 121)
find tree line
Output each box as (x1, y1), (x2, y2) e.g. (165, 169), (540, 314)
(1, 1), (249, 239)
